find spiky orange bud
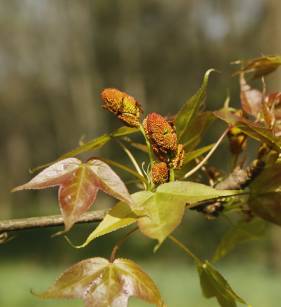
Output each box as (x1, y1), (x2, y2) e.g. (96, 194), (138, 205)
(143, 113), (177, 158)
(151, 162), (169, 185)
(172, 144), (185, 169)
(101, 88), (143, 127)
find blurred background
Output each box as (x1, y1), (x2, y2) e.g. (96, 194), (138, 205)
(0, 0), (281, 306)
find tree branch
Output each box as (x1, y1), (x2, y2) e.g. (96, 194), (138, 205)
(0, 210), (107, 233)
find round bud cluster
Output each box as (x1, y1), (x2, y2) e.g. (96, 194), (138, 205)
(151, 162), (169, 185)
(143, 112), (185, 174)
(101, 88), (143, 128)
(143, 113), (177, 156)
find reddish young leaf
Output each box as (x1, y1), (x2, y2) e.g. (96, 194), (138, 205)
(13, 158), (132, 232)
(240, 74), (263, 117)
(35, 257), (164, 307)
(235, 55), (281, 78)
(263, 92), (281, 133)
(214, 109), (281, 152)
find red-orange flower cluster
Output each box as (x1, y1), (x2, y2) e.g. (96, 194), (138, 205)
(151, 162), (169, 184)
(143, 113), (177, 155)
(101, 88), (143, 127)
(143, 112), (184, 170)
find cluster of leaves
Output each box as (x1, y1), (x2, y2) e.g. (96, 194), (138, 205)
(10, 55), (281, 306)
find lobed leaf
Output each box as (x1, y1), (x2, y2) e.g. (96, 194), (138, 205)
(137, 192), (186, 249)
(175, 69), (215, 145)
(35, 257), (164, 307)
(197, 261), (248, 307)
(77, 191), (153, 248)
(213, 219), (266, 262)
(135, 181), (239, 247)
(13, 158), (132, 232)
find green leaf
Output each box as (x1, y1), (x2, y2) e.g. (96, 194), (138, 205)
(248, 161), (281, 226)
(35, 257), (164, 307)
(175, 69), (215, 143)
(175, 142), (216, 179)
(137, 192), (187, 249)
(156, 181), (239, 206)
(169, 237), (248, 307)
(183, 143), (215, 166)
(77, 191), (153, 247)
(197, 261), (248, 307)
(13, 158), (132, 232)
(181, 111), (215, 151)
(175, 143), (215, 179)
(135, 182), (239, 247)
(32, 126), (138, 172)
(213, 219), (266, 262)
(214, 109), (281, 152)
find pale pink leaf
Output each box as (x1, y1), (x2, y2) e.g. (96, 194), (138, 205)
(12, 158), (81, 191)
(88, 159), (132, 204)
(240, 74), (263, 117)
(36, 257), (164, 307)
(13, 158), (132, 232)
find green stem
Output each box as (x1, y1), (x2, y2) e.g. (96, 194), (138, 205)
(169, 235), (201, 263)
(183, 128), (229, 179)
(116, 140), (144, 177)
(110, 227), (138, 262)
(139, 125), (154, 166)
(169, 168), (175, 182)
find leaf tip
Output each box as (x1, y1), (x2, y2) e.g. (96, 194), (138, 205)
(11, 185), (22, 193)
(51, 229), (68, 238)
(64, 235), (85, 249)
(153, 240), (163, 253)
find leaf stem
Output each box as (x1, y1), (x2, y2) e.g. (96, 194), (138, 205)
(183, 128), (229, 179)
(169, 235), (201, 263)
(110, 226), (138, 262)
(139, 124), (154, 166)
(169, 168), (175, 182)
(117, 140), (144, 178)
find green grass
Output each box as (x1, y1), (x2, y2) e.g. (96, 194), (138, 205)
(0, 260), (280, 307)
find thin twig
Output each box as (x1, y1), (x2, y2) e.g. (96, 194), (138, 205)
(110, 226), (138, 262)
(0, 210), (107, 233)
(117, 140), (144, 178)
(183, 128), (229, 179)
(169, 235), (201, 263)
(139, 124), (154, 166)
